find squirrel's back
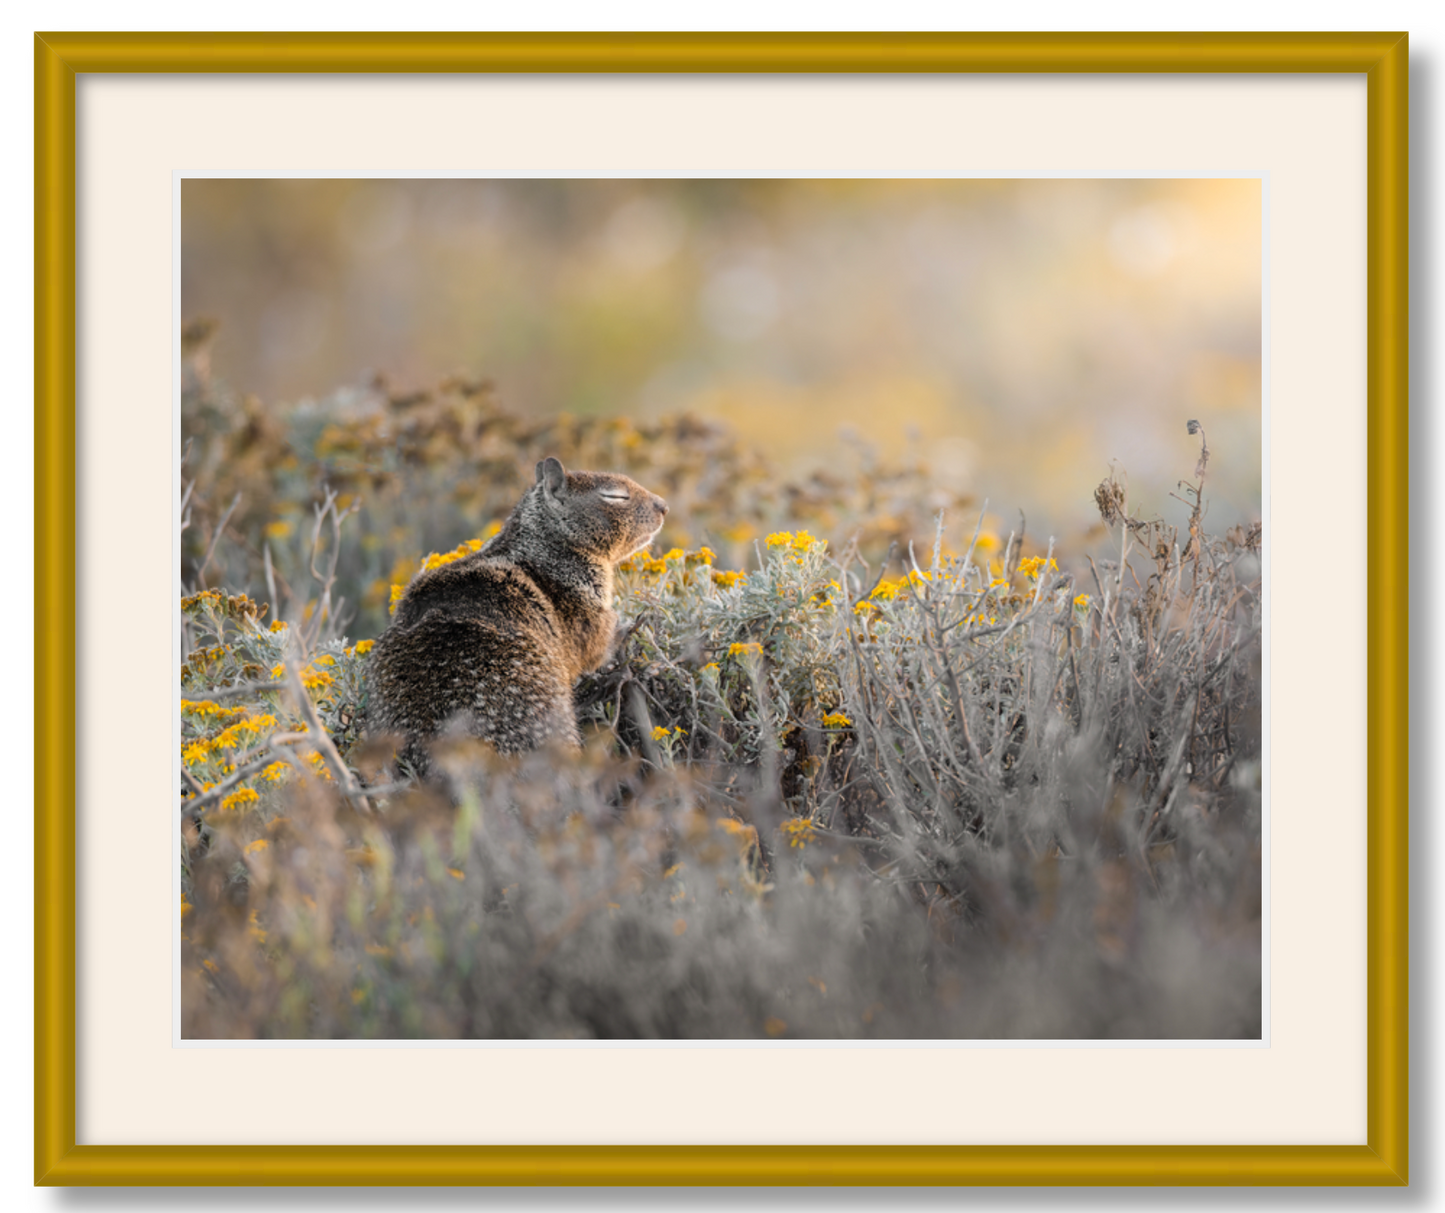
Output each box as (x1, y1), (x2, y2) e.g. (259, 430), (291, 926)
(366, 457), (667, 768)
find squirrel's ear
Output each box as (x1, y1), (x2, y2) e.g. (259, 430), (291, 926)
(535, 456), (567, 498)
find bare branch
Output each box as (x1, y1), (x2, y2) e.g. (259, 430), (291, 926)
(183, 746), (291, 815)
(264, 540), (279, 619)
(283, 659), (371, 812)
(196, 491), (242, 588)
(182, 680), (285, 703)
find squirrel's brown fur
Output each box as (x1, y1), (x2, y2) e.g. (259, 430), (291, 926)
(366, 457), (667, 770)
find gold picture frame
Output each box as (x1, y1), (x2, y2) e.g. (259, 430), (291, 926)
(35, 31), (1408, 1186)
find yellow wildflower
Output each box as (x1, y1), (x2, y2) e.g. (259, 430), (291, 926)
(201, 715), (276, 757)
(1019, 556), (1059, 579)
(869, 580), (900, 601)
(261, 761), (289, 783)
(421, 537), (486, 573)
(243, 839), (268, 856)
(354, 638), (374, 655)
(264, 520), (293, 540)
(269, 619), (287, 633)
(822, 712), (852, 729)
(765, 532), (793, 548)
(686, 547), (716, 566)
(301, 667), (334, 692)
(221, 786), (259, 812)
(662, 547), (685, 562)
(700, 662), (720, 674)
(712, 570), (744, 589)
(1074, 594), (1090, 609)
(791, 531), (820, 552)
(651, 726), (672, 742)
(728, 642), (763, 658)
(389, 584), (405, 614)
(182, 741), (212, 766)
(852, 601), (876, 616)
(781, 817), (818, 849)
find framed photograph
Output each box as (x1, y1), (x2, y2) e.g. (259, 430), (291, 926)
(35, 32), (1408, 1185)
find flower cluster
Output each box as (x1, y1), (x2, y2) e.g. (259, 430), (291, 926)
(764, 531), (824, 564)
(421, 536), (485, 572)
(182, 714), (278, 767)
(180, 577), (374, 842)
(270, 661), (337, 694)
(1018, 555), (1059, 580)
(856, 567), (936, 611)
(780, 817), (818, 849)
(181, 699), (247, 723)
(221, 787), (260, 812)
(181, 589), (266, 624)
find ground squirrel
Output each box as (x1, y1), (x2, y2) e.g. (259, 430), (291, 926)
(366, 457), (667, 769)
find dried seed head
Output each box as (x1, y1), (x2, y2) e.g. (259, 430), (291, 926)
(1227, 521), (1263, 553)
(1094, 477), (1127, 527)
(1186, 419), (1201, 436)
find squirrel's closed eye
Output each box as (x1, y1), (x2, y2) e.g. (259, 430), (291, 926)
(599, 491), (630, 502)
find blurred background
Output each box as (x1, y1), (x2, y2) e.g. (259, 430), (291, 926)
(182, 178), (1261, 543)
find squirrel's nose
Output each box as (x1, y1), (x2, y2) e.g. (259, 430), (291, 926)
(654, 495), (669, 516)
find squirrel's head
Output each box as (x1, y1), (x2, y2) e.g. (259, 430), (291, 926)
(530, 456), (668, 564)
